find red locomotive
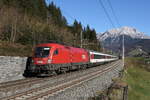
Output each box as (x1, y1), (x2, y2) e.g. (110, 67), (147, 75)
(23, 43), (118, 77)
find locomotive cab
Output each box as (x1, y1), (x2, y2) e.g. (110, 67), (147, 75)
(24, 44), (56, 77)
(33, 47), (52, 65)
(24, 43), (69, 76)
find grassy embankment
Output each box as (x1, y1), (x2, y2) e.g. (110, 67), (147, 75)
(0, 41), (32, 57)
(124, 57), (150, 100)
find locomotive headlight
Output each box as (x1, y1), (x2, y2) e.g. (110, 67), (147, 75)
(31, 59), (34, 63)
(47, 59), (52, 64)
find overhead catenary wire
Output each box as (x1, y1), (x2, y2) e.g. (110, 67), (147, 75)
(98, 0), (124, 67)
(98, 0), (116, 28)
(106, 0), (121, 27)
(106, 0), (124, 67)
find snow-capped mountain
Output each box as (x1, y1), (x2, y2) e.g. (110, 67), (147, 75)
(97, 26), (150, 56)
(98, 26), (150, 41)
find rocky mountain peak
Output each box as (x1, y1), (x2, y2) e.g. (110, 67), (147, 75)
(98, 26), (150, 41)
(97, 26), (150, 56)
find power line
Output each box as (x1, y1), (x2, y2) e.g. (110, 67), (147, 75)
(107, 0), (121, 27)
(98, 0), (124, 66)
(98, 0), (116, 28)
(106, 0), (124, 67)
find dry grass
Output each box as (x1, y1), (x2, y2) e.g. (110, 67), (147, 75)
(0, 41), (32, 56)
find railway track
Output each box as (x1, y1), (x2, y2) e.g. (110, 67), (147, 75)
(0, 61), (117, 94)
(0, 78), (47, 91)
(0, 60), (122, 100)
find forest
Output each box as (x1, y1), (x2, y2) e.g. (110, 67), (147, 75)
(0, 0), (101, 56)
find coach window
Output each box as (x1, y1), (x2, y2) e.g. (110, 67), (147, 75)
(94, 54), (103, 59)
(54, 49), (59, 55)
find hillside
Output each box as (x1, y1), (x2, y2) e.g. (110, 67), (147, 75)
(0, 0), (101, 56)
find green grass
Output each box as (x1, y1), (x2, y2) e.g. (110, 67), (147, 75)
(123, 58), (150, 100)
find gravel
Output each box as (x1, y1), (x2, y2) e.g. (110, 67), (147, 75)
(46, 61), (123, 100)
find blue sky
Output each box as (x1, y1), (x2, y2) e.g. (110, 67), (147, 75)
(45, 0), (150, 35)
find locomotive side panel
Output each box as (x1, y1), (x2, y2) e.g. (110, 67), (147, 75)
(71, 47), (89, 64)
(51, 47), (71, 64)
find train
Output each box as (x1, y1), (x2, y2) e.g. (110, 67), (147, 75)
(23, 43), (118, 77)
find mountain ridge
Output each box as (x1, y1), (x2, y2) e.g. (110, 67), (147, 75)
(98, 26), (150, 41)
(97, 26), (150, 56)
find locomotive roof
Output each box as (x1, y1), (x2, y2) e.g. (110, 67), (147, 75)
(36, 43), (87, 51)
(36, 43), (117, 57)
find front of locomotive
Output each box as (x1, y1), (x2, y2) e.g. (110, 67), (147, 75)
(24, 43), (53, 77)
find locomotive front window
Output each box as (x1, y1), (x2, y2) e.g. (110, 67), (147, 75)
(34, 47), (50, 57)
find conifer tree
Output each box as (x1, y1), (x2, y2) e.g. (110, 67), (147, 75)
(47, 2), (67, 27)
(0, 0), (102, 52)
